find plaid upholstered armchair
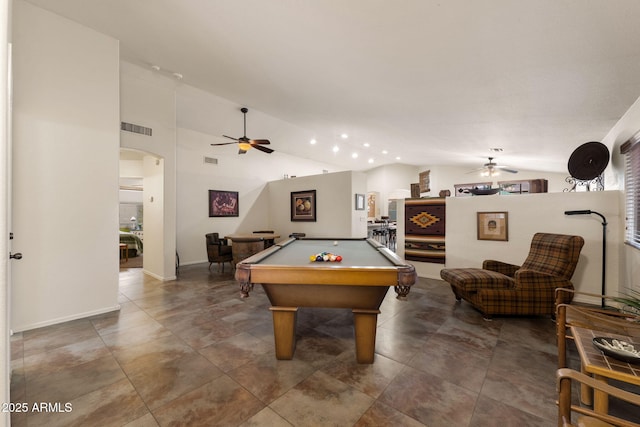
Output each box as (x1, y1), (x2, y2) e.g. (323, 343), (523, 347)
(440, 233), (584, 319)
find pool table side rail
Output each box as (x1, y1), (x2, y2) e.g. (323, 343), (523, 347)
(235, 237), (417, 298)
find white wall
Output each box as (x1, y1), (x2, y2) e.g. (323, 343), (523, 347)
(351, 172), (368, 236)
(120, 61), (177, 280)
(436, 191), (622, 304)
(176, 127), (348, 265)
(366, 164), (418, 218)
(11, 1), (120, 331)
(120, 158), (143, 178)
(140, 156), (165, 278)
(602, 96), (640, 294)
(267, 171), (368, 240)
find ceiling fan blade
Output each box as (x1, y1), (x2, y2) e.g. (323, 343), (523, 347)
(466, 167), (485, 174)
(249, 139), (270, 145)
(211, 142), (237, 146)
(493, 165), (518, 172)
(223, 135), (239, 141)
(252, 144), (274, 154)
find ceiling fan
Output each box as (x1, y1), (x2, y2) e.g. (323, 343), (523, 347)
(468, 157), (518, 176)
(211, 107), (273, 154)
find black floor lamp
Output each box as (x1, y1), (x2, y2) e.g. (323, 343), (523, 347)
(564, 210), (608, 308)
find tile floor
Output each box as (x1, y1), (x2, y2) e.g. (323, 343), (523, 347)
(8, 263), (634, 426)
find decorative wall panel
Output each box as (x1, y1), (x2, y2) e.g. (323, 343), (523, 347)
(404, 198), (445, 264)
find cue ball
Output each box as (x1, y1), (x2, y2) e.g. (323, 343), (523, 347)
(333, 241), (338, 246)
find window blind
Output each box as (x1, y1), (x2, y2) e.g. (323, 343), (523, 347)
(622, 132), (640, 249)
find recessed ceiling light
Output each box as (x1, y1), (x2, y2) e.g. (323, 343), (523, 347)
(368, 158), (374, 164)
(332, 145), (340, 153)
(341, 133), (348, 139)
(310, 139), (317, 145)
(352, 153), (358, 159)
(396, 156), (401, 160)
(382, 150), (388, 154)
(363, 143), (370, 147)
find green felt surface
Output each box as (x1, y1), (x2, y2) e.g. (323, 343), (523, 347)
(262, 239), (393, 267)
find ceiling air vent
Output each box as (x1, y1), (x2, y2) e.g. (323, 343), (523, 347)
(204, 156), (218, 165)
(121, 122), (152, 136)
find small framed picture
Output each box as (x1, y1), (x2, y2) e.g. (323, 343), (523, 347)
(291, 190), (317, 221)
(209, 190), (239, 217)
(355, 193), (365, 210)
(477, 211), (508, 241)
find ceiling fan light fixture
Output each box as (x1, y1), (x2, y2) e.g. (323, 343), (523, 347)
(238, 142), (252, 151)
(481, 169), (500, 177)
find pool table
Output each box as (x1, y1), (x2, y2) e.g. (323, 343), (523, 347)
(234, 237), (417, 363)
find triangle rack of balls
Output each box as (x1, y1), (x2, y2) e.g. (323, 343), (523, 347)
(310, 252), (342, 262)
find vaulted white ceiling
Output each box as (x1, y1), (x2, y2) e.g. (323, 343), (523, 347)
(24, 0), (640, 173)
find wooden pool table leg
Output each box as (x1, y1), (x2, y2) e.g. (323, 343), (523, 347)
(269, 307), (298, 360)
(353, 309), (380, 364)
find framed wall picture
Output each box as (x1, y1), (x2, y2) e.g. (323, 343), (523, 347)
(291, 190), (316, 221)
(477, 211), (508, 241)
(355, 193), (365, 210)
(419, 169), (430, 193)
(209, 190), (239, 217)
(367, 192), (377, 219)
(410, 183), (420, 198)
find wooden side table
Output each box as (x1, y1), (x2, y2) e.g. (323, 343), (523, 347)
(570, 325), (640, 414)
(119, 243), (128, 263)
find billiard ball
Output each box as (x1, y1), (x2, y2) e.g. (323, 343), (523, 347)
(333, 241), (338, 246)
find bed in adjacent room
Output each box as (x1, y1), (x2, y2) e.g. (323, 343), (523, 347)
(119, 230), (143, 257)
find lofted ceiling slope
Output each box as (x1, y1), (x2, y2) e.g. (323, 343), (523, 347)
(23, 0), (640, 173)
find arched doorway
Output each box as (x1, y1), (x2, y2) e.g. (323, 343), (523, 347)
(119, 149), (165, 278)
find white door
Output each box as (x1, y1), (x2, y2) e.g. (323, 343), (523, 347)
(1, 4), (14, 423)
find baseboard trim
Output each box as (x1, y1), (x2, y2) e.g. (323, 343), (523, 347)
(142, 269), (176, 281)
(179, 260), (208, 266)
(12, 304), (121, 333)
